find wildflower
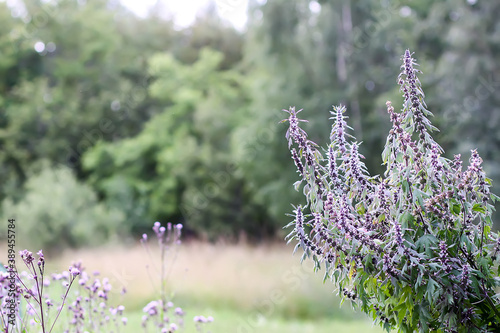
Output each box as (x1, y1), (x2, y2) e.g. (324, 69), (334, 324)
(194, 316), (207, 323)
(282, 106), (308, 149)
(19, 250), (35, 265)
(143, 300), (159, 316)
(69, 266), (80, 276)
(330, 105), (350, 154)
(153, 221), (161, 235)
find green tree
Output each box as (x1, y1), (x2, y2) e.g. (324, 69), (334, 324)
(83, 48), (266, 238)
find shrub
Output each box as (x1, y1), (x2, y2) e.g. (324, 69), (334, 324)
(1, 164), (125, 252)
(282, 50), (500, 332)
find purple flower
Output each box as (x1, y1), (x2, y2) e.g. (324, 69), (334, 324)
(143, 301), (159, 316)
(291, 148), (304, 176)
(19, 250), (35, 265)
(97, 290), (107, 299)
(194, 315), (206, 323)
(329, 105), (350, 154)
(37, 250), (45, 266)
(460, 264), (471, 289)
(153, 221), (161, 234)
(282, 106), (308, 149)
(52, 273), (63, 280)
(69, 266), (80, 276)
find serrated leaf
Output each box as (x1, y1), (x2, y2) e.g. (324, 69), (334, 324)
(425, 278), (437, 303)
(416, 234), (438, 250)
(416, 273), (423, 290)
(400, 211), (414, 228)
(472, 204), (486, 214)
(413, 189), (427, 212)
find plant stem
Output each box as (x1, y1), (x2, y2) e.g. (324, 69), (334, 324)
(48, 276), (75, 333)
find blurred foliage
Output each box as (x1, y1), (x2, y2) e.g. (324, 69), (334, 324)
(83, 49), (268, 238)
(0, 0), (499, 247)
(0, 163), (124, 252)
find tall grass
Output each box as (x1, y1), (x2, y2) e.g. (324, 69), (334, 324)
(3, 241), (384, 332)
(53, 242), (377, 321)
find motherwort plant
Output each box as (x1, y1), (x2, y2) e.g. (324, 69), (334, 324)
(282, 50), (500, 332)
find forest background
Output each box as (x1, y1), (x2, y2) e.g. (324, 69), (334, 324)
(0, 1), (499, 330)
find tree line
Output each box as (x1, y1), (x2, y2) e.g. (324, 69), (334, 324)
(0, 0), (498, 250)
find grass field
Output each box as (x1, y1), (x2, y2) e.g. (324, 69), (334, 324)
(9, 241), (386, 332)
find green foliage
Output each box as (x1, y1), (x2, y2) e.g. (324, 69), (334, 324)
(243, 0), (500, 231)
(1, 0), (500, 243)
(1, 163), (125, 252)
(83, 48), (267, 238)
(283, 51), (500, 332)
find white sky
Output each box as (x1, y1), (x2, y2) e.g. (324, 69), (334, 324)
(120, 0), (249, 30)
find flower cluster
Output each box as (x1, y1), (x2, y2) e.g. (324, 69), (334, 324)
(0, 250), (81, 333)
(141, 221), (213, 333)
(2, 221), (212, 333)
(283, 50), (500, 332)
(141, 300), (184, 332)
(65, 266), (128, 333)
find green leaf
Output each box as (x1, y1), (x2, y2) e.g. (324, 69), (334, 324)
(356, 203), (366, 215)
(382, 144), (391, 164)
(416, 273), (423, 290)
(425, 278), (437, 303)
(402, 179), (410, 194)
(400, 211), (414, 228)
(472, 204), (486, 214)
(416, 234), (438, 250)
(413, 189), (427, 212)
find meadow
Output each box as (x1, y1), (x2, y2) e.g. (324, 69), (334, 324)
(29, 241), (386, 332)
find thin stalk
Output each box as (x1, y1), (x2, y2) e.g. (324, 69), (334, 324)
(48, 276), (76, 333)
